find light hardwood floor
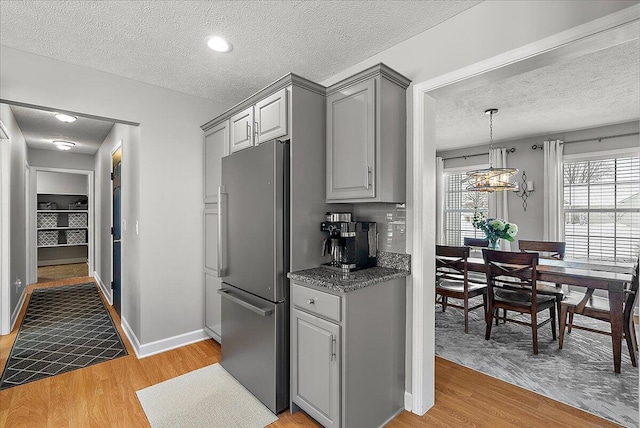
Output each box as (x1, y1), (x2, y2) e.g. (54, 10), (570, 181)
(0, 277), (620, 427)
(37, 263), (88, 283)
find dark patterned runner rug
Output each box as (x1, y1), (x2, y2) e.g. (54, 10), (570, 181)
(0, 283), (127, 390)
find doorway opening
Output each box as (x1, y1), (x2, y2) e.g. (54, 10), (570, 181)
(35, 168), (93, 283)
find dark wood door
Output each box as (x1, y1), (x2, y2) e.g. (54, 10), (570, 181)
(112, 148), (122, 316)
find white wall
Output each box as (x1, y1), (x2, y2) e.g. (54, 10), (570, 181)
(0, 104), (28, 323)
(28, 147), (96, 170)
(321, 1), (637, 87)
(1, 47), (227, 347)
(37, 170), (87, 195)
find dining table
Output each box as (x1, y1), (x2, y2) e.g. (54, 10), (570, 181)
(464, 254), (636, 373)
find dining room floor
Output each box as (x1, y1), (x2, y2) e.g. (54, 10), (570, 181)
(435, 296), (639, 428)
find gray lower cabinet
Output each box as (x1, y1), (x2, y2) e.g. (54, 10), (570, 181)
(204, 272), (222, 341)
(291, 279), (406, 428)
(291, 308), (340, 428)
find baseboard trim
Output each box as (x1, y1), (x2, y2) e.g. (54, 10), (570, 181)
(94, 271), (112, 305)
(138, 329), (209, 359)
(10, 288), (27, 331)
(120, 316), (142, 359)
(404, 391), (413, 412)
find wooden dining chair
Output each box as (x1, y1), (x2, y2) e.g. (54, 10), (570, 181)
(516, 240), (566, 325)
(436, 245), (487, 334)
(463, 237), (489, 284)
(483, 249), (557, 354)
(559, 258), (639, 367)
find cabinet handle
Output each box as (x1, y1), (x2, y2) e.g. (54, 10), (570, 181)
(365, 166), (372, 189)
(331, 335), (336, 361)
(254, 121), (259, 137)
(217, 186), (227, 277)
(307, 298), (315, 305)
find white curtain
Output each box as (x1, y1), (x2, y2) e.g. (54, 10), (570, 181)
(543, 140), (564, 242)
(435, 157), (445, 245)
(489, 148), (511, 251)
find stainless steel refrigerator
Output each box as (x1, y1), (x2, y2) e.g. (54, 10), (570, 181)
(218, 139), (289, 414)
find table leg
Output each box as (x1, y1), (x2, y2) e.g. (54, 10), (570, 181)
(608, 288), (624, 374)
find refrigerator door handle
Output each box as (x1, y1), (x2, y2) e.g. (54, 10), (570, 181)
(218, 289), (274, 317)
(217, 186), (228, 277)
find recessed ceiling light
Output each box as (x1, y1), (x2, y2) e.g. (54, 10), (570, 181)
(206, 35), (233, 53)
(54, 113), (78, 123)
(53, 140), (75, 151)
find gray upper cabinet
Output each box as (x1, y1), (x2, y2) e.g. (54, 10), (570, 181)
(204, 120), (229, 203)
(230, 106), (254, 153)
(327, 79), (375, 200)
(326, 64), (411, 203)
(255, 88), (288, 144)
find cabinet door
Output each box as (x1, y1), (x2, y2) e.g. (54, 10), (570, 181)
(291, 308), (340, 428)
(204, 272), (222, 340)
(204, 121), (229, 203)
(255, 88), (288, 144)
(229, 106), (254, 153)
(327, 78), (375, 200)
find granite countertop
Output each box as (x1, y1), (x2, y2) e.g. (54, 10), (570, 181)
(288, 266), (409, 293)
(287, 251), (411, 293)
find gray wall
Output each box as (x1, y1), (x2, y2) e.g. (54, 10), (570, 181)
(1, 46), (227, 346)
(37, 171), (87, 195)
(93, 122), (141, 332)
(0, 104), (28, 319)
(28, 147), (96, 170)
(437, 121), (640, 243)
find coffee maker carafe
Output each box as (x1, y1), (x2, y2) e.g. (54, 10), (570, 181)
(321, 213), (377, 271)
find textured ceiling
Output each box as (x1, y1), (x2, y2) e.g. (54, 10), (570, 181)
(0, 1), (480, 105)
(9, 105), (115, 155)
(435, 39), (640, 150)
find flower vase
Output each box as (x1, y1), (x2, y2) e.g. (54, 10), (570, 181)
(487, 238), (500, 250)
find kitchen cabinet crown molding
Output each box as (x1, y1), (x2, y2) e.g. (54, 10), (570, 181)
(326, 63), (411, 96)
(201, 73), (325, 132)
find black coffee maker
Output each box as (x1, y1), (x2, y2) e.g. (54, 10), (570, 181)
(321, 213), (377, 271)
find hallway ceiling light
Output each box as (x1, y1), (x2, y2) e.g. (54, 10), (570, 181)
(206, 35), (233, 53)
(466, 108), (518, 192)
(54, 113), (78, 123)
(53, 140), (75, 151)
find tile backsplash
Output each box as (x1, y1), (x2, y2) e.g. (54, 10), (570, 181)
(353, 203), (406, 253)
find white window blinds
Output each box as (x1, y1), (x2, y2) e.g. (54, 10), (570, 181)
(563, 155), (640, 262)
(444, 172), (489, 246)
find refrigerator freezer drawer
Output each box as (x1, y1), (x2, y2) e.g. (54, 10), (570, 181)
(220, 285), (289, 414)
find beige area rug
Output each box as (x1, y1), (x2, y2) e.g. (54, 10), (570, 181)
(136, 363), (278, 428)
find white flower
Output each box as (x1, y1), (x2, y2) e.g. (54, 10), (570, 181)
(491, 219), (505, 231)
(507, 223), (518, 237)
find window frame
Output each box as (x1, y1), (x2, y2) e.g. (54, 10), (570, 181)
(443, 164), (490, 247)
(562, 147), (640, 262)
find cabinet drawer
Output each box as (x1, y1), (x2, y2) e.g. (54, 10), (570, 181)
(292, 283), (341, 322)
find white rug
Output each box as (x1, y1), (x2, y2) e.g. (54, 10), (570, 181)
(136, 363), (279, 428)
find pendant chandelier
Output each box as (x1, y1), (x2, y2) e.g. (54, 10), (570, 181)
(466, 108), (518, 192)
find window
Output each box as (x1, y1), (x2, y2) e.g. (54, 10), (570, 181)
(444, 172), (489, 246)
(564, 154), (640, 262)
